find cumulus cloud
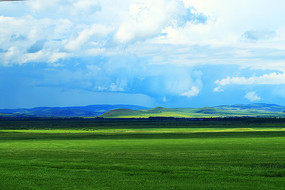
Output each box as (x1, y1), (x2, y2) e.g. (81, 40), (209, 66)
(110, 83), (124, 92)
(245, 91), (261, 101)
(2, 0), (285, 69)
(64, 24), (112, 51)
(0, 15), (73, 64)
(180, 86), (200, 98)
(215, 72), (285, 87)
(27, 0), (101, 19)
(213, 86), (224, 92)
(27, 0), (59, 12)
(35, 56), (202, 100)
(114, 0), (193, 44)
(1, 0), (285, 77)
(242, 30), (276, 41)
(0, 0), (105, 65)
(49, 52), (68, 63)
(71, 0), (101, 16)
(4, 0), (285, 108)
(2, 0), (205, 64)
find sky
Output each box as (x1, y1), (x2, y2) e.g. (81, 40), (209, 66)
(1, 0), (285, 109)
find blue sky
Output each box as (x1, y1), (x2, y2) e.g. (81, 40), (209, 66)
(1, 0), (285, 108)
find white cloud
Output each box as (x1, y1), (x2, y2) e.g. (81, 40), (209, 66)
(49, 52), (68, 63)
(27, 0), (60, 12)
(215, 72), (285, 87)
(86, 48), (105, 56)
(27, 0), (101, 19)
(78, 59), (203, 97)
(2, 0), (285, 69)
(245, 91), (261, 101)
(213, 86), (224, 92)
(242, 30), (276, 41)
(114, 0), (191, 44)
(71, 0), (101, 16)
(0, 15), (73, 65)
(64, 24), (112, 51)
(180, 86), (200, 98)
(110, 83), (124, 92)
(22, 51), (44, 63)
(4, 0), (285, 107)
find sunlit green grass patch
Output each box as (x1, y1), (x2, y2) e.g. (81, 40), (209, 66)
(1, 127), (285, 134)
(0, 120), (285, 189)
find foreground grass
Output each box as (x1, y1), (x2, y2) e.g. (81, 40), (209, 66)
(1, 130), (285, 190)
(1, 119), (285, 189)
(1, 127), (285, 134)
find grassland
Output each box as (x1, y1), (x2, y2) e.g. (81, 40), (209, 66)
(101, 106), (285, 118)
(0, 118), (285, 189)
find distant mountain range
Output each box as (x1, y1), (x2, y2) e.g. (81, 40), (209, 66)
(214, 103), (285, 112)
(1, 103), (285, 118)
(0, 105), (147, 117)
(102, 103), (285, 118)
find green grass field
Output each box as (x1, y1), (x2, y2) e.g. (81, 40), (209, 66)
(0, 119), (285, 189)
(101, 106), (285, 118)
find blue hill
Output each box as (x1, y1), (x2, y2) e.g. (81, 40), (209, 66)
(0, 105), (147, 117)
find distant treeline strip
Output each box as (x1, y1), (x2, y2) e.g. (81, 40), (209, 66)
(1, 117), (285, 131)
(1, 116), (285, 122)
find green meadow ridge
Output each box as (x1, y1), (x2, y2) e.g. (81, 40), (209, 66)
(1, 118), (285, 189)
(101, 104), (285, 118)
(0, 104), (147, 117)
(2, 103), (285, 118)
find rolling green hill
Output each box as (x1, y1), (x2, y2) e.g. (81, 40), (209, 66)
(2, 103), (285, 118)
(101, 105), (285, 118)
(0, 105), (147, 117)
